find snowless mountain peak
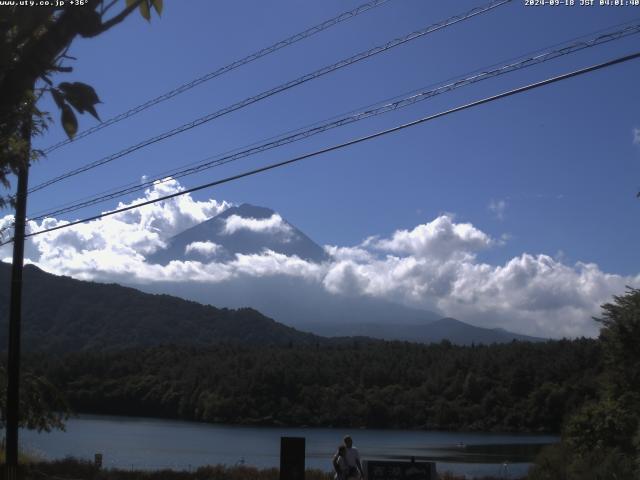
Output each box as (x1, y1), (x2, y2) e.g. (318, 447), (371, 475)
(220, 203), (276, 219)
(147, 203), (329, 265)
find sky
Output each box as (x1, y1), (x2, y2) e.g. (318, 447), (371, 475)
(2, 0), (640, 338)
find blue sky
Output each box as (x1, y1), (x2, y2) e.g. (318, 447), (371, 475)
(2, 0), (640, 337)
(26, 0), (640, 271)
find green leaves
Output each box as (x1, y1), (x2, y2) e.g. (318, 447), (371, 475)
(50, 82), (101, 139)
(139, 0), (151, 20)
(58, 82), (101, 120)
(536, 289), (640, 479)
(0, 365), (70, 433)
(60, 104), (78, 139)
(127, 0), (162, 21)
(51, 88), (65, 109)
(151, 0), (163, 15)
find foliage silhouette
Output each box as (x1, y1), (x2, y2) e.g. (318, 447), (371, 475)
(530, 288), (640, 479)
(0, 0), (160, 205)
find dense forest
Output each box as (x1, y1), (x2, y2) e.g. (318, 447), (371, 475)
(25, 338), (601, 433)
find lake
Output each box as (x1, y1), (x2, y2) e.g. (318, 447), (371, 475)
(21, 415), (557, 479)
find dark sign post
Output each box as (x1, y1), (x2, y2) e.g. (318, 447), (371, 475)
(280, 437), (305, 480)
(366, 460), (437, 480)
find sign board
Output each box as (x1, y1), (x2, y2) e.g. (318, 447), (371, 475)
(365, 460), (437, 480)
(280, 436), (305, 480)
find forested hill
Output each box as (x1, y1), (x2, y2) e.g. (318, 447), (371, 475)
(28, 338), (602, 433)
(0, 262), (322, 352)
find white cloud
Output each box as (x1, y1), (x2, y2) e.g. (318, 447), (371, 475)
(185, 241), (221, 258)
(433, 255), (631, 338)
(372, 215), (492, 260)
(110, 178), (230, 242)
(2, 178), (638, 339)
(0, 179), (229, 280)
(633, 127), (640, 145)
(231, 250), (324, 280)
(488, 199), (507, 220)
(324, 245), (374, 263)
(222, 214), (293, 237)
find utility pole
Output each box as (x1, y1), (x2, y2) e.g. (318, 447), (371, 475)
(4, 119), (31, 480)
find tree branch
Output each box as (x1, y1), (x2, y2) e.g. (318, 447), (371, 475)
(0, 1), (143, 112)
(101, 0), (120, 15)
(85, 0), (144, 38)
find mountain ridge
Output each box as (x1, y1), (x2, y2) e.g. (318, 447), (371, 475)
(0, 262), (324, 353)
(302, 316), (544, 345)
(0, 261), (543, 351)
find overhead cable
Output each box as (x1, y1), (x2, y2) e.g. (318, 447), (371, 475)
(25, 0), (511, 196)
(41, 0), (393, 154)
(0, 50), (636, 246)
(25, 20), (640, 222)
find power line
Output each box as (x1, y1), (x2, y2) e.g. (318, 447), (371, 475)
(24, 20), (640, 222)
(40, 0), (393, 154)
(1, 50), (637, 247)
(0, 19), (636, 239)
(25, 0), (511, 196)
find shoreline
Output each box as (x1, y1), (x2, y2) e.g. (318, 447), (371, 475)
(54, 411), (562, 436)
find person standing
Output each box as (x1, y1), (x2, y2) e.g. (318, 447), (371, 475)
(343, 435), (365, 480)
(332, 445), (348, 480)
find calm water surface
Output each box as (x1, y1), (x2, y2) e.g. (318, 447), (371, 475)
(21, 415), (557, 479)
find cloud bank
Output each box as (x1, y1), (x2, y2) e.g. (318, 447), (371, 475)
(1, 178), (637, 339)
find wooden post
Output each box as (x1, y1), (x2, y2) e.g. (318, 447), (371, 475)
(4, 121), (31, 478)
(280, 437), (305, 480)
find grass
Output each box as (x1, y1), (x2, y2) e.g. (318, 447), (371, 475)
(21, 458), (334, 480)
(0, 449), (42, 465)
(10, 457), (526, 480)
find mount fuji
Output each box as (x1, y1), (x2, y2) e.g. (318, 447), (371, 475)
(140, 203), (543, 344)
(148, 204), (328, 265)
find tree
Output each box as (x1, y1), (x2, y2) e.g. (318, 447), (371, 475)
(0, 0), (162, 207)
(531, 288), (640, 479)
(0, 1), (163, 465)
(0, 364), (70, 432)
(597, 287), (640, 402)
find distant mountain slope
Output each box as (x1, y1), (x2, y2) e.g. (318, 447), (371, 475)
(415, 317), (544, 344)
(147, 203), (329, 265)
(303, 317), (544, 345)
(0, 262), (321, 353)
(138, 277), (544, 344)
(138, 274), (442, 329)
(0, 262), (543, 350)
